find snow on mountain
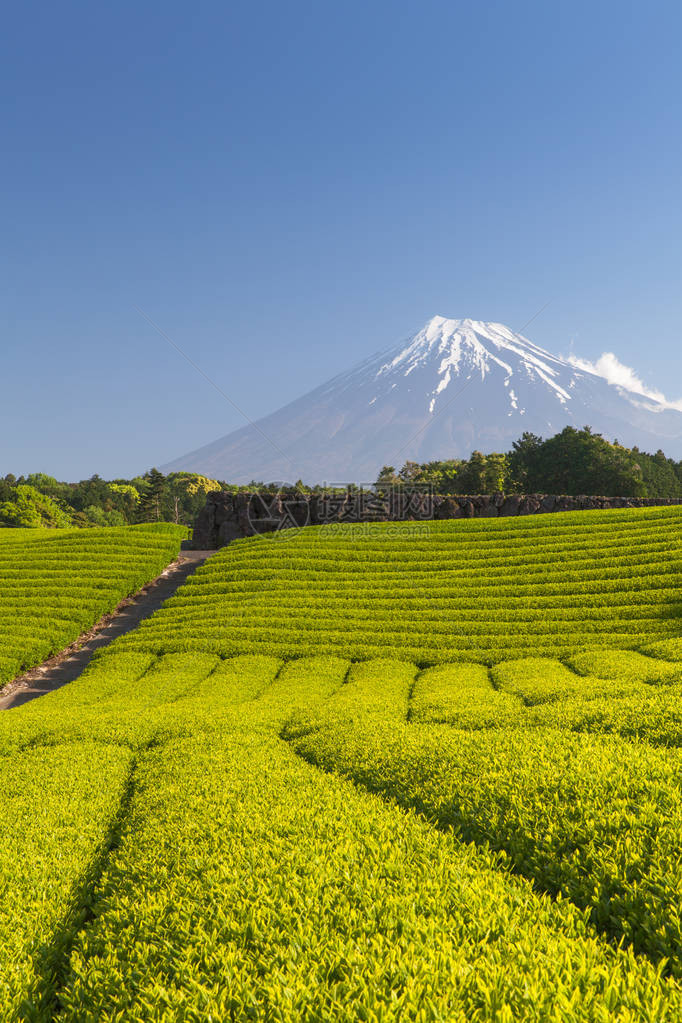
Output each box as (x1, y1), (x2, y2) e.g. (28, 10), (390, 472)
(162, 316), (682, 484)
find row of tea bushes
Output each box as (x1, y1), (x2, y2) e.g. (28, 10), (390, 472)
(4, 642), (682, 1017)
(0, 742), (132, 1018)
(51, 729), (682, 1022)
(3, 506), (682, 1018)
(410, 662), (524, 728)
(116, 507), (682, 664)
(0, 524), (186, 687)
(291, 721), (682, 972)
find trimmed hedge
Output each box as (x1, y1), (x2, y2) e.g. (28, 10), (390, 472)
(0, 524), (186, 686)
(113, 507), (682, 664)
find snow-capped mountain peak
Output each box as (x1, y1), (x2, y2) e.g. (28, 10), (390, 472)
(162, 315), (682, 484)
(376, 317), (572, 416)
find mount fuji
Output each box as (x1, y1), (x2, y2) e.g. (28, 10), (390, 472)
(162, 316), (682, 484)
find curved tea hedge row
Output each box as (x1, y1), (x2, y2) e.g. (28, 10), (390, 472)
(292, 720), (682, 973)
(2, 508), (682, 1018)
(54, 731), (682, 1022)
(4, 649), (682, 1019)
(118, 506), (682, 663)
(0, 523), (186, 687)
(0, 742), (131, 1018)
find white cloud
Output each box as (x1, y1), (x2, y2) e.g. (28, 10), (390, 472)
(565, 351), (682, 412)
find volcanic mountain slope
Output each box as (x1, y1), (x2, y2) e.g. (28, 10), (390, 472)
(163, 316), (682, 483)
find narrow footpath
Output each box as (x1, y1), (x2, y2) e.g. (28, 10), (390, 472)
(0, 550), (215, 711)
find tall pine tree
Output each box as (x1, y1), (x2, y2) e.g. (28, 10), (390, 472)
(138, 468), (166, 522)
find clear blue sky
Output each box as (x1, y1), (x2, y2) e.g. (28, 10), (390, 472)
(3, 0), (682, 479)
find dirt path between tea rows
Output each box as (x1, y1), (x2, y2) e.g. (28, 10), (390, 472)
(0, 550), (215, 711)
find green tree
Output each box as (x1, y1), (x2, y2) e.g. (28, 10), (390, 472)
(164, 473), (223, 524)
(455, 451), (510, 493)
(398, 461), (422, 484)
(419, 459), (462, 492)
(524, 427), (645, 496)
(507, 432), (544, 491)
(108, 483), (140, 522)
(138, 469), (167, 523)
(69, 475), (110, 512)
(376, 465), (398, 486)
(480, 453), (508, 492)
(0, 486), (71, 528)
(630, 448), (682, 498)
(82, 505), (126, 527)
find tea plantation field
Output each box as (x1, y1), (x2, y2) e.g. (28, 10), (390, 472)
(123, 505), (682, 662)
(1, 507), (682, 1020)
(0, 523), (186, 687)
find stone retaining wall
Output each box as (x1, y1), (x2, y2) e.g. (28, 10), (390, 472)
(191, 489), (682, 549)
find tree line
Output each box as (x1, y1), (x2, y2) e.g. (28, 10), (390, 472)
(3, 426), (682, 529)
(376, 427), (682, 498)
(0, 469), (225, 529)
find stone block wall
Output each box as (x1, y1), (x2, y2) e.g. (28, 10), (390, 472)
(190, 489), (682, 549)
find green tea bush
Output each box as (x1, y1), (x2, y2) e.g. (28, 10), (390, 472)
(53, 731), (682, 1023)
(282, 658), (416, 738)
(116, 507), (682, 664)
(292, 722), (682, 972)
(525, 684), (682, 747)
(0, 742), (131, 1019)
(411, 662), (524, 727)
(0, 524), (185, 686)
(641, 637), (682, 661)
(567, 649), (682, 685)
(0, 506), (681, 1018)
(491, 657), (587, 704)
(491, 656), (645, 705)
